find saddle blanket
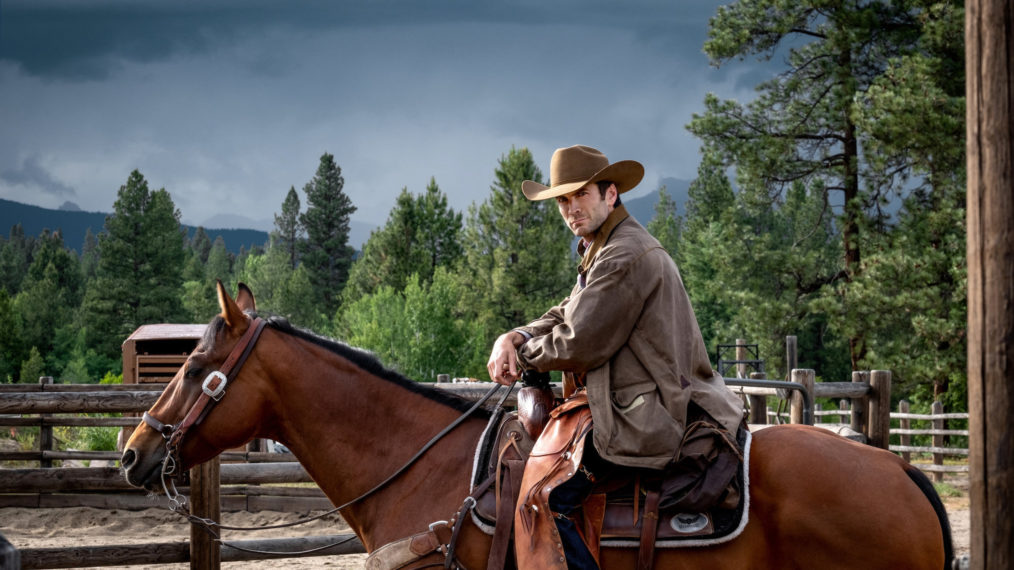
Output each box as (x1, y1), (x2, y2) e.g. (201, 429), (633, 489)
(468, 409), (753, 549)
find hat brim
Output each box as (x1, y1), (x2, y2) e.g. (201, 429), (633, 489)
(522, 160), (645, 200)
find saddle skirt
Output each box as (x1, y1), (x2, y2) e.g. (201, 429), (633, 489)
(469, 400), (753, 555)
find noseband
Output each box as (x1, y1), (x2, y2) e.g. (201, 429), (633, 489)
(143, 317), (267, 496)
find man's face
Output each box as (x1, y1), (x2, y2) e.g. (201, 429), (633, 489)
(555, 182), (617, 240)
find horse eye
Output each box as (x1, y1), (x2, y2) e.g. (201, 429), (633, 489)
(184, 366), (202, 379)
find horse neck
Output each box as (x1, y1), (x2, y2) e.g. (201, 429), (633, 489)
(258, 330), (487, 549)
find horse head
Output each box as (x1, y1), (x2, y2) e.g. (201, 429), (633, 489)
(121, 281), (270, 492)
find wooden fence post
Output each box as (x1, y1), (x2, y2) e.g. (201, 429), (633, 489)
(899, 400), (911, 463)
(735, 338), (747, 379)
(785, 336), (797, 377)
(932, 401), (944, 483)
(789, 369), (814, 425)
(967, 0), (1014, 564)
(748, 372), (767, 425)
(38, 376), (54, 468)
(850, 371), (869, 438)
(838, 399), (849, 424)
(868, 370), (891, 450)
(190, 457), (221, 569)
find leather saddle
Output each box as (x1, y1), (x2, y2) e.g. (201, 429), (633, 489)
(470, 389), (748, 570)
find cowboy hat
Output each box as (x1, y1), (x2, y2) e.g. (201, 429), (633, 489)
(522, 145), (644, 201)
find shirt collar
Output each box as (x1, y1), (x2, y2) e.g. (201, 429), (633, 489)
(577, 204), (629, 274)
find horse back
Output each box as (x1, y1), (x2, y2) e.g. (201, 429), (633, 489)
(742, 424), (949, 569)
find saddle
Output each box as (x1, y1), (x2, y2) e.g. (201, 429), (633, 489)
(470, 390), (749, 570)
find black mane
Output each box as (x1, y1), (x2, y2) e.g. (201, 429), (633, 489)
(217, 313), (490, 416)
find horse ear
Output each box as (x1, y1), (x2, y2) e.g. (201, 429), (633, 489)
(236, 282), (257, 312)
(216, 280), (247, 328)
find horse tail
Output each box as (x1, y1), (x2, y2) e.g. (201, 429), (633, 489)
(903, 463), (954, 570)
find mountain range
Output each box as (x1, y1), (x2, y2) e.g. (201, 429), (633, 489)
(0, 181), (688, 257)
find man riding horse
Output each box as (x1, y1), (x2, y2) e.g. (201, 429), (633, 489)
(487, 145), (746, 569)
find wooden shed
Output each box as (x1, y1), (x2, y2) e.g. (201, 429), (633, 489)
(121, 323), (207, 385)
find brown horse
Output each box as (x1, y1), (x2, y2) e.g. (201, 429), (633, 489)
(122, 283), (952, 569)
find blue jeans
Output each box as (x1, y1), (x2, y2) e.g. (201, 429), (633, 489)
(547, 433), (617, 570)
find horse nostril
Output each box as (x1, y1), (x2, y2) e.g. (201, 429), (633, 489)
(121, 449), (135, 469)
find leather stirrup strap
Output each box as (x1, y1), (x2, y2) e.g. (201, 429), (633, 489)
(487, 457), (524, 570)
(637, 489), (661, 570)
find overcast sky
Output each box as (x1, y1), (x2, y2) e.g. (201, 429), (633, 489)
(0, 0), (762, 242)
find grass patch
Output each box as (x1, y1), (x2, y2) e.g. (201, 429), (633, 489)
(933, 481), (964, 498)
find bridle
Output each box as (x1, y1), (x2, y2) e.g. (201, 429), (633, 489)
(142, 316), (267, 509)
(138, 314), (511, 564)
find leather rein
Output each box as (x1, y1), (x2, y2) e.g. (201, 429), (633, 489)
(140, 315), (511, 565)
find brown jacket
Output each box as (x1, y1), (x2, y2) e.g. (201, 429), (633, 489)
(516, 205), (744, 470)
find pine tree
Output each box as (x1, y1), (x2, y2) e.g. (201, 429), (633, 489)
(457, 147), (574, 368)
(343, 178), (462, 304)
(688, 0), (958, 369)
(13, 231), (83, 368)
(80, 170), (186, 361)
(299, 153), (357, 317)
(0, 289), (25, 382)
(273, 186), (302, 270)
(0, 224), (34, 295)
(645, 185), (681, 258)
(189, 227), (212, 263)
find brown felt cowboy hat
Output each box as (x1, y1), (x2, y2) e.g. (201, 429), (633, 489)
(522, 145), (644, 201)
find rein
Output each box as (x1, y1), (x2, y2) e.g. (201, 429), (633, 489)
(141, 315), (513, 562)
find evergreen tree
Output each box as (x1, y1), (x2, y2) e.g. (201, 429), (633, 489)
(299, 153), (357, 317)
(20, 346), (45, 384)
(456, 147), (574, 370)
(205, 236), (233, 282)
(13, 231), (83, 370)
(0, 224), (34, 295)
(343, 178), (462, 304)
(0, 290), (25, 382)
(688, 0), (924, 367)
(645, 185), (681, 258)
(80, 170), (186, 362)
(189, 227), (212, 263)
(81, 228), (100, 281)
(688, 0), (962, 373)
(273, 186), (302, 270)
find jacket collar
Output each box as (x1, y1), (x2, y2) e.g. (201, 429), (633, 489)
(577, 204), (629, 275)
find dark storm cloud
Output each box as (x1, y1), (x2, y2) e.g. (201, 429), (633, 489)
(1, 155), (76, 198)
(1, 0), (721, 81)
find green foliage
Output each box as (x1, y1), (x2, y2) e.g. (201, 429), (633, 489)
(273, 186), (302, 270)
(645, 186), (681, 257)
(299, 152), (357, 317)
(344, 178), (462, 304)
(338, 268), (481, 381)
(74, 427), (120, 452)
(457, 147), (575, 358)
(80, 170), (186, 363)
(685, 0), (966, 406)
(0, 289), (25, 382)
(20, 346), (45, 384)
(99, 371), (123, 384)
(0, 224), (33, 295)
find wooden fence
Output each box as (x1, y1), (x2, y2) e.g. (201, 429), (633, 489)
(805, 398), (969, 481)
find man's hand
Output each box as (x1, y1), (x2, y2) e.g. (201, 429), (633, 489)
(487, 331), (525, 385)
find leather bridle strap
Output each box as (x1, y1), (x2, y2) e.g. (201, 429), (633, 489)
(147, 317), (266, 454)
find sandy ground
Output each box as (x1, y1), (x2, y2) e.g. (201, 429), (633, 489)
(2, 496), (970, 569)
(1, 507), (368, 569)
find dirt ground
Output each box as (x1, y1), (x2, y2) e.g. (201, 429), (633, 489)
(2, 492), (970, 569)
(0, 507), (368, 569)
